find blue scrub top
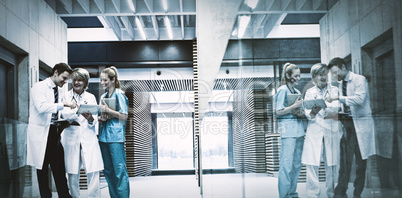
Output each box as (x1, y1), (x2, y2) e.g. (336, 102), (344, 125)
(99, 88), (129, 143)
(275, 85), (305, 138)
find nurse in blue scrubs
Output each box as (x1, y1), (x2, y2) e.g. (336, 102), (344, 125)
(99, 66), (130, 198)
(275, 63), (305, 198)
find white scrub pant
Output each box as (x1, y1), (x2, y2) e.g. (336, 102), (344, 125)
(306, 141), (337, 198)
(68, 146), (100, 198)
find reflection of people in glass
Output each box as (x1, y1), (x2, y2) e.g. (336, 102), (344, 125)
(26, 63), (76, 198)
(275, 63), (305, 198)
(60, 68), (104, 198)
(326, 57), (376, 198)
(98, 66), (130, 198)
(302, 63), (342, 198)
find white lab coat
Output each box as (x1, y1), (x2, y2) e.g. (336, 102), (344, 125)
(61, 90), (103, 174)
(27, 78), (65, 169)
(340, 72), (376, 159)
(302, 85), (342, 166)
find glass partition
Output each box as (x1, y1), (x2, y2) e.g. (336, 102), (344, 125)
(0, 118), (30, 198)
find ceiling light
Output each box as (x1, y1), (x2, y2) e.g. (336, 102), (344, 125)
(245, 0), (259, 10)
(162, 0), (168, 12)
(135, 16), (146, 39)
(164, 16), (173, 40)
(238, 15), (251, 38)
(128, 0), (135, 12)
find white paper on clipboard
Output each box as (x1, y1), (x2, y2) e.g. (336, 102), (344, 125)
(303, 99), (327, 109)
(77, 104), (100, 115)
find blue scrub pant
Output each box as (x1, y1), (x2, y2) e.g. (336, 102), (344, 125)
(99, 142), (130, 198)
(278, 136), (304, 198)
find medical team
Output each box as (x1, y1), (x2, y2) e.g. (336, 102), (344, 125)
(27, 64), (129, 198)
(276, 58), (376, 198)
(26, 57), (375, 198)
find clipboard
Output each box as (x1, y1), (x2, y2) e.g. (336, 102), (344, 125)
(287, 94), (302, 106)
(303, 99), (327, 109)
(103, 98), (116, 110)
(77, 104), (100, 115)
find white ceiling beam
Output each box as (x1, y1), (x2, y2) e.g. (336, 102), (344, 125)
(312, 0), (327, 10)
(120, 16), (135, 40)
(151, 16), (160, 39)
(281, 0), (291, 10)
(237, 10), (326, 14)
(262, 13), (286, 37)
(281, 0), (296, 10)
(264, 0), (276, 10)
(110, 0), (121, 13)
(143, 0), (159, 39)
(93, 0), (105, 13)
(144, 0), (153, 12)
(58, 0), (73, 13)
(297, 0), (313, 10)
(180, 15), (184, 39)
(104, 16), (122, 40)
(136, 16), (147, 39)
(76, 0), (90, 13)
(179, 0), (183, 12)
(253, 14), (266, 35)
(127, 0), (136, 13)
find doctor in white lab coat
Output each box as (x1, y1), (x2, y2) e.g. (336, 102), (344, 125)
(61, 68), (104, 198)
(327, 57), (376, 198)
(26, 63), (76, 198)
(302, 63), (343, 198)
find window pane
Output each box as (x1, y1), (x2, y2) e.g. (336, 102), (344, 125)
(201, 116), (229, 169)
(157, 117), (193, 170)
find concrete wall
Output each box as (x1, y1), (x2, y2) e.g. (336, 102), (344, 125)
(0, 0), (67, 196)
(320, 0), (402, 108)
(0, 0), (67, 122)
(320, 0), (402, 189)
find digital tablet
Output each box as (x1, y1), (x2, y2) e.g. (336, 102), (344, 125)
(102, 98), (116, 110)
(287, 94), (302, 106)
(303, 99), (327, 109)
(77, 104), (100, 115)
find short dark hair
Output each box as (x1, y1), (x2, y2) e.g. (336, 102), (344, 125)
(52, 63), (73, 75)
(328, 57), (346, 70)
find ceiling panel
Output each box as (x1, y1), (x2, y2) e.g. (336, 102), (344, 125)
(47, 0), (338, 41)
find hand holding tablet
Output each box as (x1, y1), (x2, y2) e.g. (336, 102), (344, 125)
(303, 99), (327, 110)
(77, 104), (101, 115)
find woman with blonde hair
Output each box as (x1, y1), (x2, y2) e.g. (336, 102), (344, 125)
(98, 66), (130, 198)
(61, 68), (104, 198)
(302, 63), (342, 198)
(275, 63), (305, 198)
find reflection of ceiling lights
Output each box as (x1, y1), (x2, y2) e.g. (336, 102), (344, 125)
(238, 15), (251, 38)
(128, 0), (135, 12)
(135, 17), (146, 39)
(164, 16), (173, 39)
(245, 0), (259, 10)
(162, 0), (168, 12)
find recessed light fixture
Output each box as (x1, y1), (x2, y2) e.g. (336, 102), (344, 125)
(245, 0), (259, 10)
(162, 0), (168, 12)
(164, 16), (173, 40)
(135, 16), (146, 39)
(238, 15), (251, 38)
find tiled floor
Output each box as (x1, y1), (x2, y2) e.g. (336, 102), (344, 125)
(56, 173), (399, 197)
